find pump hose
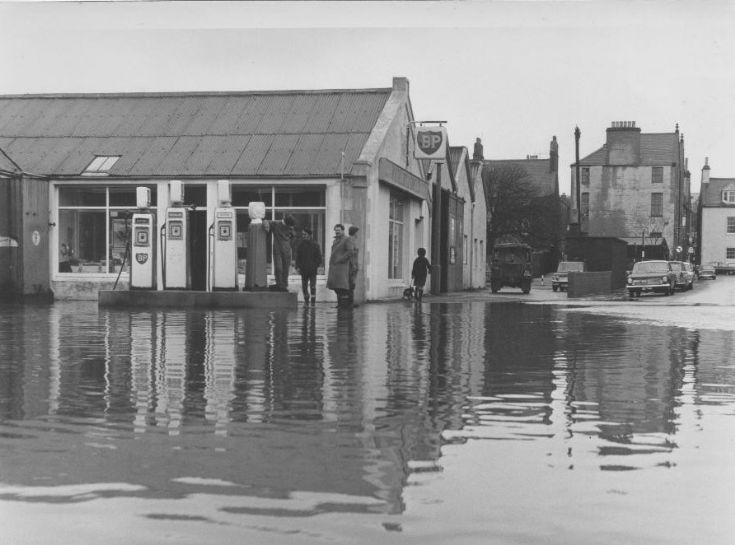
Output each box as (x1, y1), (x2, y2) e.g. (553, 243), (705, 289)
(113, 242), (130, 291)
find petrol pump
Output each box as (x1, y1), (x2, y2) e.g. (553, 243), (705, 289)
(212, 180), (238, 290)
(130, 187), (156, 290)
(163, 180), (190, 289)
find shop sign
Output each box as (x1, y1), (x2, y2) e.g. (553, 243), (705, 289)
(414, 126), (447, 160)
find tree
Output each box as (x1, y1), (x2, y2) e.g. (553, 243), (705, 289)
(482, 163), (563, 270)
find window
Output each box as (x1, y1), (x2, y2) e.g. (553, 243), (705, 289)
(651, 193), (663, 217)
(463, 235), (468, 265)
(652, 166), (663, 183)
(233, 185), (326, 276)
(82, 156), (120, 176)
(727, 248), (735, 260)
(728, 217), (735, 234)
(388, 193), (405, 279)
(723, 190), (735, 204)
(581, 192), (589, 217)
(581, 167), (590, 185)
(57, 185), (157, 274)
(649, 231), (662, 239)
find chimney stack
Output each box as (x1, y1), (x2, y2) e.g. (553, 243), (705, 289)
(606, 121), (641, 165)
(701, 157), (710, 185)
(549, 135), (558, 173)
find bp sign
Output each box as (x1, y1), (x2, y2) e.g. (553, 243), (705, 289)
(414, 126), (447, 160)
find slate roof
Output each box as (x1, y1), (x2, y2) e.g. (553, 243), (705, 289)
(701, 177), (735, 207)
(0, 89), (392, 178)
(580, 132), (680, 166)
(483, 157), (558, 196)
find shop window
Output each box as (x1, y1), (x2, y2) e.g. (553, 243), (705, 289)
(232, 185), (272, 207)
(57, 185), (155, 274)
(388, 193), (405, 279)
(233, 184), (326, 276)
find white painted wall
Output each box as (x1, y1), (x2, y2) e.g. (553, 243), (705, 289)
(701, 208), (735, 266)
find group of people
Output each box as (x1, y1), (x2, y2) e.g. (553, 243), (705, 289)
(269, 215), (359, 307)
(270, 215), (431, 306)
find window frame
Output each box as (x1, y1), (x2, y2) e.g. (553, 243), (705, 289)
(650, 192), (664, 217)
(651, 166), (663, 184)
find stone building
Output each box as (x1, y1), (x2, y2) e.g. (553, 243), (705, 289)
(697, 158), (735, 270)
(573, 121), (692, 261)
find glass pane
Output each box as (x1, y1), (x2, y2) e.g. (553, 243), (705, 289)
(58, 209), (106, 272)
(109, 215), (132, 274)
(275, 187), (324, 207)
(232, 185), (272, 207)
(184, 185), (207, 207)
(59, 186), (106, 206)
(110, 186), (157, 207)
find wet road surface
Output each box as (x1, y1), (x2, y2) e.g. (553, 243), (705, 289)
(1, 281), (734, 544)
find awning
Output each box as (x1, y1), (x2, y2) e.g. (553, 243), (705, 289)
(378, 158), (431, 201)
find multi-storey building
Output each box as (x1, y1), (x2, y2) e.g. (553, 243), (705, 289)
(697, 158), (735, 271)
(573, 122), (691, 261)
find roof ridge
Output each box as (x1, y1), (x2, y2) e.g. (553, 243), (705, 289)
(0, 88), (392, 99)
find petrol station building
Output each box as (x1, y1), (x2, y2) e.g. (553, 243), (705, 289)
(0, 77), (486, 302)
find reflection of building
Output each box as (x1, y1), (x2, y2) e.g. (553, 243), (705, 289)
(0, 78), (487, 301)
(573, 122), (691, 260)
(697, 159), (735, 269)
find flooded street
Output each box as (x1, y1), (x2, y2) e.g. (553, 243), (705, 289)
(1, 286), (735, 544)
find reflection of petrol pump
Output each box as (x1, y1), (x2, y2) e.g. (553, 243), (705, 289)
(163, 180), (190, 290)
(212, 180), (238, 291)
(130, 187), (156, 290)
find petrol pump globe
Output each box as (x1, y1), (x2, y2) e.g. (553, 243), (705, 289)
(249, 201), (266, 223)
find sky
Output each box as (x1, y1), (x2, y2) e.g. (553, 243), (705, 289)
(2, 0), (735, 196)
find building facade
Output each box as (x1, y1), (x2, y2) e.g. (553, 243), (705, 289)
(698, 159), (735, 269)
(573, 122), (692, 260)
(0, 78), (486, 301)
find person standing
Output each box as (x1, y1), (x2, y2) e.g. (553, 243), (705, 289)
(269, 214), (295, 291)
(295, 227), (322, 304)
(326, 224), (355, 307)
(347, 225), (359, 306)
(411, 247), (431, 300)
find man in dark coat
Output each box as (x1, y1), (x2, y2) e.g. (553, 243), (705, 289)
(269, 214), (295, 291)
(295, 227), (322, 304)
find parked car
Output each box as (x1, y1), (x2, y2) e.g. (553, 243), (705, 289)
(551, 261), (585, 292)
(627, 260), (676, 297)
(490, 243), (533, 294)
(669, 261), (695, 291)
(698, 266), (717, 280)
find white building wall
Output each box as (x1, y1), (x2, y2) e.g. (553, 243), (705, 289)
(701, 208), (735, 266)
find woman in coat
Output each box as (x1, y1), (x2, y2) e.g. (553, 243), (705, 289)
(326, 224), (355, 307)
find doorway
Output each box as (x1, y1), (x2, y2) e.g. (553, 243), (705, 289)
(188, 210), (208, 291)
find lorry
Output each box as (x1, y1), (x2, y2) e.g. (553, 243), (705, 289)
(490, 243), (533, 294)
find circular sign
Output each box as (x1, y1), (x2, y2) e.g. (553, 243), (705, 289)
(31, 230), (41, 246)
(676, 246), (682, 253)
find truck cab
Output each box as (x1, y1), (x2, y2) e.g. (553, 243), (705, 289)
(490, 243), (533, 294)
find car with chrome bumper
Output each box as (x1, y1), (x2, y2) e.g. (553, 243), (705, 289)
(627, 260), (676, 297)
(698, 266), (716, 280)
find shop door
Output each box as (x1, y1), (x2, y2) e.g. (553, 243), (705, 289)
(189, 210), (208, 291)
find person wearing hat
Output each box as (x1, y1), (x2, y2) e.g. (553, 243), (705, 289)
(295, 226), (322, 304)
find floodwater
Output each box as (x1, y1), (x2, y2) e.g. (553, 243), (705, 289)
(1, 299), (734, 544)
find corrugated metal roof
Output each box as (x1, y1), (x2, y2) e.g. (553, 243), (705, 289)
(0, 88), (392, 177)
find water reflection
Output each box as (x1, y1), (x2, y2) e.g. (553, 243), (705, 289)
(1, 300), (734, 543)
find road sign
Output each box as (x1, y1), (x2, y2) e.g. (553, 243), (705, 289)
(676, 245), (683, 253)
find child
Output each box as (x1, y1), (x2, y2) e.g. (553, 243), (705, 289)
(411, 248), (431, 300)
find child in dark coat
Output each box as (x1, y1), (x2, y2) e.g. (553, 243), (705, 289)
(411, 248), (431, 300)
